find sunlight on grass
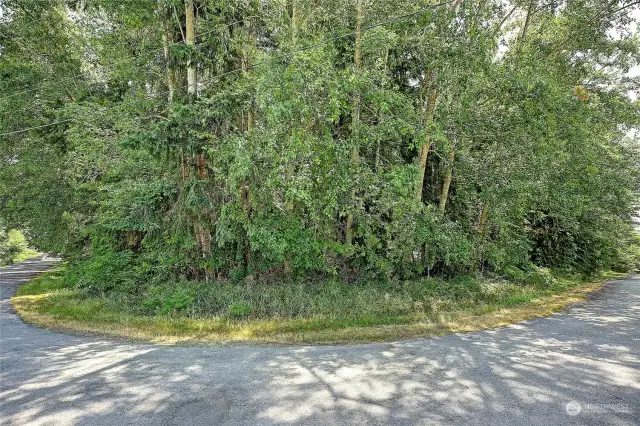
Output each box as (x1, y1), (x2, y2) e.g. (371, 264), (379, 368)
(12, 270), (621, 345)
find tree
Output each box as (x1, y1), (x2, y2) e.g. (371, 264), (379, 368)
(0, 0), (638, 289)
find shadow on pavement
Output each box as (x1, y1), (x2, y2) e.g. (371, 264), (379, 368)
(1, 259), (638, 425)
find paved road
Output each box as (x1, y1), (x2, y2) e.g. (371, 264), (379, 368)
(1, 257), (639, 425)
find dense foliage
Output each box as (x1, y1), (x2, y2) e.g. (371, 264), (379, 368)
(0, 225), (37, 265)
(1, 1), (639, 300)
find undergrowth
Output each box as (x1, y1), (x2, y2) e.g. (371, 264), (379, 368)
(12, 264), (621, 344)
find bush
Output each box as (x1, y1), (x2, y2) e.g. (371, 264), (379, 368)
(502, 265), (556, 288)
(228, 301), (253, 318)
(142, 283), (196, 315)
(618, 232), (640, 272)
(130, 274), (534, 321)
(0, 229), (35, 265)
(69, 250), (140, 294)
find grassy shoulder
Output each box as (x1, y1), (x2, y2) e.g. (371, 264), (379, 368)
(12, 268), (624, 345)
(7, 248), (40, 264)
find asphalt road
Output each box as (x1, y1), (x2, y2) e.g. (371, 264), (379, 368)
(1, 257), (638, 425)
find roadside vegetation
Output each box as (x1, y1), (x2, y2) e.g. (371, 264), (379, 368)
(12, 266), (628, 343)
(0, 227), (38, 266)
(2, 1), (639, 342)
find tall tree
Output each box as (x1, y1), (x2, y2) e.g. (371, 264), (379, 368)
(185, 0), (197, 96)
(345, 0), (364, 246)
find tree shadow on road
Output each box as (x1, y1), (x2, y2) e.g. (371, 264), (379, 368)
(1, 260), (638, 425)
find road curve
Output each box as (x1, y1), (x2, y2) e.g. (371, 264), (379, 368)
(1, 257), (639, 425)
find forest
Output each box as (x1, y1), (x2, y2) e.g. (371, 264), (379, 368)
(1, 0), (639, 338)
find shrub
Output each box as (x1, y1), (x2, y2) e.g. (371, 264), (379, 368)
(228, 301), (253, 318)
(142, 283), (196, 315)
(0, 229), (33, 265)
(69, 250), (140, 295)
(502, 264), (555, 288)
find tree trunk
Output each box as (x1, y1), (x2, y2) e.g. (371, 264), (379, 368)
(519, 0), (535, 45)
(194, 151), (212, 270)
(493, 0), (521, 40)
(290, 0), (299, 42)
(185, 0), (196, 96)
(415, 0), (463, 204)
(180, 150), (189, 180)
(282, 3), (299, 275)
(244, 16), (255, 132)
(345, 0), (363, 245)
(473, 202), (490, 272)
(415, 70), (437, 203)
(375, 47), (390, 172)
(438, 142), (456, 215)
(185, 1), (211, 273)
(161, 3), (177, 102)
(241, 15), (258, 279)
